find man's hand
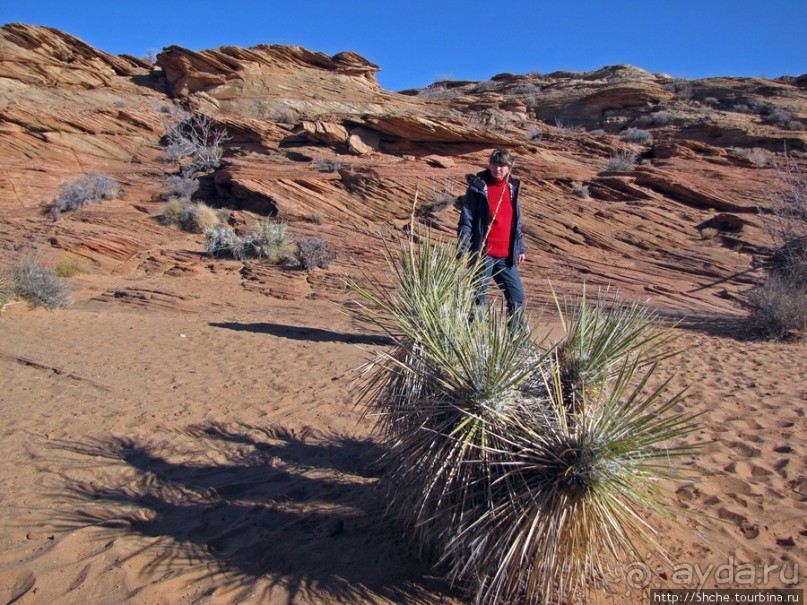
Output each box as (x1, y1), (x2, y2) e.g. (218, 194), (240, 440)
(516, 253), (525, 267)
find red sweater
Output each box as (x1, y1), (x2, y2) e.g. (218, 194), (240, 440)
(486, 177), (512, 258)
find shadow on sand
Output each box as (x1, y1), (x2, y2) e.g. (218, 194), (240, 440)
(209, 321), (394, 346)
(44, 422), (453, 603)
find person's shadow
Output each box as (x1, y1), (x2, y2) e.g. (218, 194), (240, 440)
(209, 321), (394, 345)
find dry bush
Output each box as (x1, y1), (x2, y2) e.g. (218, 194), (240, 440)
(746, 153), (807, 338)
(746, 273), (807, 339)
(161, 198), (188, 226)
(605, 150), (638, 172)
(162, 113), (229, 176)
(53, 258), (88, 278)
(621, 127), (653, 144)
(294, 236), (338, 271)
(164, 174), (200, 199)
(699, 227), (719, 240)
(572, 182), (590, 199)
(206, 220), (294, 263)
(0, 271), (13, 309)
(314, 158), (341, 173)
(177, 202), (222, 233)
(12, 259), (72, 309)
(50, 173), (122, 219)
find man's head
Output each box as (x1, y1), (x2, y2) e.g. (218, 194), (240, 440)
(487, 149), (514, 182)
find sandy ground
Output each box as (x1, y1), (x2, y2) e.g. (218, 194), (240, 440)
(0, 268), (804, 604)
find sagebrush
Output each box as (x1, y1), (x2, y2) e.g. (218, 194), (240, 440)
(50, 173), (122, 219)
(295, 236), (338, 270)
(12, 259), (72, 309)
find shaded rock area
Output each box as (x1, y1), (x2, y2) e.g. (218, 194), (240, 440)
(1, 23), (806, 316)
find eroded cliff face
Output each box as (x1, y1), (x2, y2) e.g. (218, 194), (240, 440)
(1, 23), (805, 315)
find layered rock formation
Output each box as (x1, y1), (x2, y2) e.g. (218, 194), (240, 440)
(1, 23), (806, 315)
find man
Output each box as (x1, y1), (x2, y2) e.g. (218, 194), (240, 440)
(457, 149), (526, 323)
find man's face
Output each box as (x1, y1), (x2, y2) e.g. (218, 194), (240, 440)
(488, 162), (511, 180)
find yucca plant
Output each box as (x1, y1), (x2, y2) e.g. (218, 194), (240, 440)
(553, 285), (679, 402)
(351, 232), (545, 545)
(439, 354), (699, 603)
(350, 227), (700, 604)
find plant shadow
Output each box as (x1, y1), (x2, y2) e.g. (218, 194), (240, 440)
(44, 422), (450, 603)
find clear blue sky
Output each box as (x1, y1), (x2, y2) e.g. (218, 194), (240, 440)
(2, 0), (805, 91)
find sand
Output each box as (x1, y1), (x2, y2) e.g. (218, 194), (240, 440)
(0, 268), (804, 604)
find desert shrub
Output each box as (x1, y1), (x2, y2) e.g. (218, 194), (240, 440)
(306, 212), (325, 225)
(417, 182), (457, 217)
(766, 106), (792, 126)
(179, 202), (222, 233)
(605, 150), (638, 171)
(526, 123), (542, 140)
(349, 230), (698, 604)
(554, 117), (582, 132)
(664, 78), (692, 99)
(12, 259), (72, 309)
(0, 271), (13, 309)
(747, 149), (769, 166)
(746, 274), (807, 338)
(746, 154), (807, 338)
(162, 113), (229, 175)
(295, 236), (338, 271)
(204, 225), (239, 258)
(761, 154), (807, 266)
(622, 127), (653, 144)
(572, 182), (590, 199)
(53, 258), (88, 278)
(205, 220), (294, 263)
(50, 173), (122, 219)
(699, 227), (719, 240)
(161, 198), (188, 226)
(164, 174), (200, 199)
(634, 110), (675, 127)
(314, 158), (341, 173)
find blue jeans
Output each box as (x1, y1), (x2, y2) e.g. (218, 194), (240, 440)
(473, 255), (526, 320)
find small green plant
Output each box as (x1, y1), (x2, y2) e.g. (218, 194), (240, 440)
(295, 236), (338, 271)
(12, 259), (72, 309)
(605, 150), (638, 171)
(50, 173), (122, 219)
(53, 258), (88, 278)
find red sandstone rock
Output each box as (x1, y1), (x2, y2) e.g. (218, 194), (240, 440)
(0, 23), (805, 316)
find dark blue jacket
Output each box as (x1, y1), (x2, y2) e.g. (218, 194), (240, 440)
(457, 170), (525, 267)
